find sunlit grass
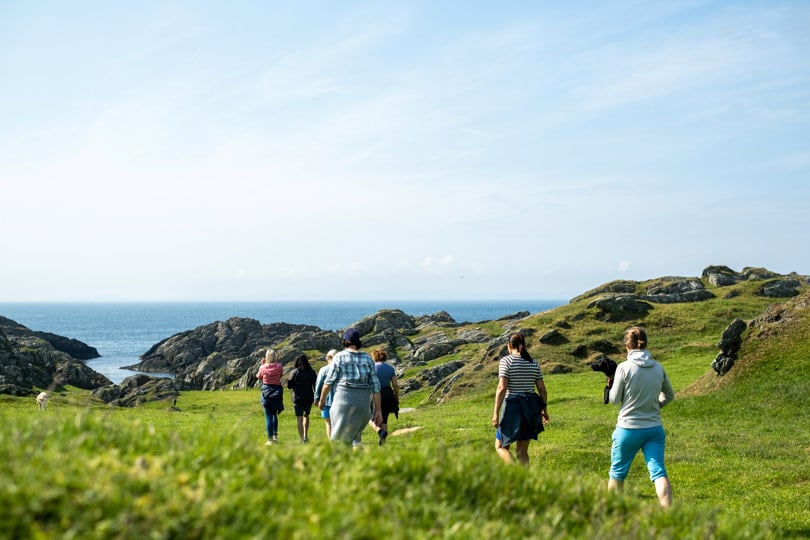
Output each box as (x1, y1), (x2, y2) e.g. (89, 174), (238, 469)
(2, 285), (808, 538)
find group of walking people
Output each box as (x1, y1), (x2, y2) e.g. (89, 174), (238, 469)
(493, 326), (675, 508)
(257, 328), (400, 448)
(259, 324), (675, 507)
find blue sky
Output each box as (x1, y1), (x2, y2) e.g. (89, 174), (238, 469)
(1, 1), (809, 302)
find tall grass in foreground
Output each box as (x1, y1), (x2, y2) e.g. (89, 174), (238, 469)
(0, 401), (779, 540)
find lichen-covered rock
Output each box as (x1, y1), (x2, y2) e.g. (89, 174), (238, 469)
(756, 279), (801, 298)
(0, 326), (110, 396)
(587, 295), (653, 322)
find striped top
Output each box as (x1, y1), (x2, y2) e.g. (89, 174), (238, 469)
(498, 354), (543, 395)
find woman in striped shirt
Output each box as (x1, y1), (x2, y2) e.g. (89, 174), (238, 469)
(492, 332), (549, 465)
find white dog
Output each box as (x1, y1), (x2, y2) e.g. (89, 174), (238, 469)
(36, 392), (49, 411)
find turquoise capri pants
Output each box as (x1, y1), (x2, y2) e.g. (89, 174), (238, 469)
(610, 425), (668, 482)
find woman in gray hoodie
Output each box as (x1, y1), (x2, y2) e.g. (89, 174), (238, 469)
(608, 326), (676, 507)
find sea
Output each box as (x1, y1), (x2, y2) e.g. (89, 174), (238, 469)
(0, 300), (564, 385)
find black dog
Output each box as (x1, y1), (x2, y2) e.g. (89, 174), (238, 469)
(589, 356), (617, 404)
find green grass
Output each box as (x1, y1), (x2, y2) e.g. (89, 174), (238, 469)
(0, 393), (782, 539)
(2, 286), (808, 538)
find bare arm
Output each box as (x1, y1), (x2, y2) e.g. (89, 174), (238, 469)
(372, 392), (383, 426)
(536, 378), (549, 425)
(317, 383), (331, 409)
(492, 376), (508, 427)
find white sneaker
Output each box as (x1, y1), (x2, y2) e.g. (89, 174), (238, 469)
(265, 440), (273, 446)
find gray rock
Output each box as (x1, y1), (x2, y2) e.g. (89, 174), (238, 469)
(741, 267), (781, 281)
(539, 329), (568, 345)
(711, 318), (747, 376)
(418, 361), (465, 386)
(412, 333), (463, 363)
(702, 265), (741, 287)
(587, 295), (653, 322)
(93, 375), (180, 407)
(570, 280), (638, 303)
(0, 325), (111, 396)
(0, 316), (100, 360)
(756, 279), (801, 298)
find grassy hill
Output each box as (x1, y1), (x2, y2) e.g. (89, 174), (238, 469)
(1, 279), (808, 538)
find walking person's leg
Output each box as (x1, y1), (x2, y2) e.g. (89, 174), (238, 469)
(302, 408), (310, 442)
(515, 440), (531, 466)
(263, 406), (273, 442)
(270, 412), (279, 441)
(608, 427), (642, 493)
(641, 426), (672, 508)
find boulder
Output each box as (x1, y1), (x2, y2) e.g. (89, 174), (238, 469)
(711, 318), (747, 376)
(587, 295), (653, 322)
(416, 311), (457, 326)
(539, 329), (568, 345)
(741, 267), (781, 281)
(756, 279), (801, 298)
(93, 375), (180, 407)
(352, 309), (419, 335)
(702, 265), (741, 287)
(570, 280), (638, 303)
(417, 361), (465, 386)
(641, 278), (716, 303)
(412, 333), (463, 364)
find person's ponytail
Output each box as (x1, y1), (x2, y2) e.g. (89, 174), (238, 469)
(508, 332), (533, 362)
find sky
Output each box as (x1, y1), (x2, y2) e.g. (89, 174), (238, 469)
(1, 1), (809, 302)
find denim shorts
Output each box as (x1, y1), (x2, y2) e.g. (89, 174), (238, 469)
(321, 405), (331, 419)
(610, 426), (668, 482)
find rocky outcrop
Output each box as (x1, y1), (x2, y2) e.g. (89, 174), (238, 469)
(129, 317), (336, 391)
(573, 276), (715, 308)
(0, 316), (100, 360)
(570, 280), (638, 303)
(640, 277), (716, 303)
(0, 324), (111, 396)
(125, 310), (492, 393)
(702, 266), (807, 298)
(92, 374), (180, 407)
(587, 296), (653, 322)
(539, 329), (568, 345)
(756, 278), (801, 298)
(702, 265), (740, 286)
(711, 318), (747, 376)
(411, 333), (466, 364)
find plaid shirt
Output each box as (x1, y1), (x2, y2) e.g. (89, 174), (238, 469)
(324, 350), (381, 393)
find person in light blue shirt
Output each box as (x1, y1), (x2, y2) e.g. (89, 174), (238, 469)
(315, 349), (337, 439)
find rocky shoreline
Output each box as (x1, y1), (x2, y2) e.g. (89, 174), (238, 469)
(2, 264), (807, 407)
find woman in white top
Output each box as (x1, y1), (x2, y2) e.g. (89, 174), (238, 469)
(608, 326), (675, 508)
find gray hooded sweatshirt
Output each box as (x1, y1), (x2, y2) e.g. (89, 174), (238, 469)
(609, 349), (675, 429)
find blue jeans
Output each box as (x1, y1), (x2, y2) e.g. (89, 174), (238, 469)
(263, 406), (279, 439)
(610, 426), (667, 482)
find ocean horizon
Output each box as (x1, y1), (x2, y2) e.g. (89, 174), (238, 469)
(0, 300), (565, 384)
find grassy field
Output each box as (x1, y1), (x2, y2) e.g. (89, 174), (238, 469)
(1, 287), (808, 538)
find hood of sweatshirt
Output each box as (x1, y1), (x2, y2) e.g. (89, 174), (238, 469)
(626, 349), (655, 367)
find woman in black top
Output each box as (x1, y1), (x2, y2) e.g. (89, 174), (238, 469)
(287, 354), (317, 443)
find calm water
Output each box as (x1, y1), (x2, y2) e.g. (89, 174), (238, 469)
(0, 300), (563, 384)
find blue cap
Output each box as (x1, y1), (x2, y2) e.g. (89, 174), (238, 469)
(342, 328), (360, 344)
